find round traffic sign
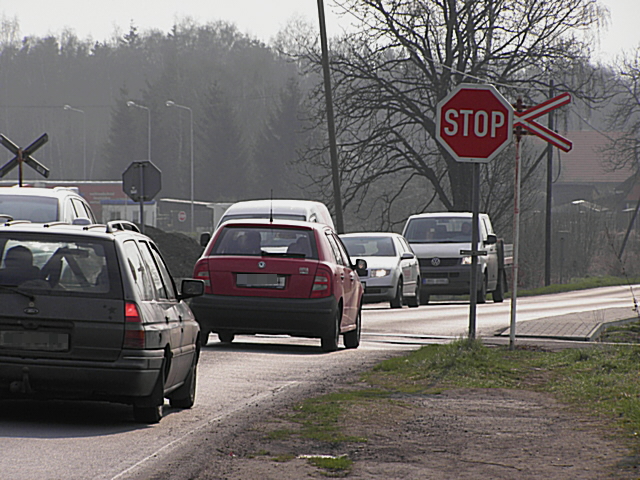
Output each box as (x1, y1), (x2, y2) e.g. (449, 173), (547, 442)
(436, 84), (513, 163)
(178, 211), (187, 222)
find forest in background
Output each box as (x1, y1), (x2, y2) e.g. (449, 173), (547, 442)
(3, 1), (640, 288)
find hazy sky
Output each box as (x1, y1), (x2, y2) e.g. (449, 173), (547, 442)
(1, 0), (638, 62)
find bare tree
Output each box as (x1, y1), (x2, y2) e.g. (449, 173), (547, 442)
(289, 0), (605, 225)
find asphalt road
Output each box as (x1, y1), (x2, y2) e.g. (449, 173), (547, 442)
(0, 285), (635, 480)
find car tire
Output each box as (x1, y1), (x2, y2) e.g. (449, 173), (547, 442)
(420, 292), (430, 305)
(218, 331), (235, 344)
(169, 357), (197, 409)
(321, 309), (340, 352)
(492, 271), (505, 303)
(133, 368), (165, 424)
(343, 307), (361, 349)
(390, 278), (403, 309)
(200, 330), (211, 347)
(407, 279), (420, 308)
(477, 272), (487, 304)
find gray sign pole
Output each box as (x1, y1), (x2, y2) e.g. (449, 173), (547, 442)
(468, 163), (480, 339)
(138, 163), (145, 234)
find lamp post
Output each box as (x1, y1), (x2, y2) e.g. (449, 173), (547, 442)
(166, 100), (194, 233)
(63, 104), (87, 180)
(126, 101), (151, 161)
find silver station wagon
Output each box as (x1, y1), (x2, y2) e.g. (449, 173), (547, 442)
(0, 220), (204, 423)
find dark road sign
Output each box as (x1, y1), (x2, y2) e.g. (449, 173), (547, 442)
(122, 161), (162, 202)
(0, 133), (51, 179)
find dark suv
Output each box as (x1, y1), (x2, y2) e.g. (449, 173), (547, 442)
(0, 220), (204, 423)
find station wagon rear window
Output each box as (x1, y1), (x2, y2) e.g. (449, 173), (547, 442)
(212, 226), (318, 259)
(0, 233), (120, 298)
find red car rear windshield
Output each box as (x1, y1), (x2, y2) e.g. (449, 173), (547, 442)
(212, 226), (318, 259)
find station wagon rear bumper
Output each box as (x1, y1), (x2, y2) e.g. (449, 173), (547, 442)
(0, 350), (166, 401)
(189, 294), (339, 338)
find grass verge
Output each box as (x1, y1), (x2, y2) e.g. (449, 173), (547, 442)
(279, 339), (640, 459)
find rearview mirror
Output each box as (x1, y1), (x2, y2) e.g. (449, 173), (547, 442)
(354, 258), (368, 277)
(200, 232), (211, 247)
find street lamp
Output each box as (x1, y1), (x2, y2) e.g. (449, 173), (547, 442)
(63, 104), (87, 180)
(166, 100), (195, 233)
(127, 101), (151, 161)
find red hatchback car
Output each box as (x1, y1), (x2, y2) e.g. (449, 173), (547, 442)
(190, 219), (367, 351)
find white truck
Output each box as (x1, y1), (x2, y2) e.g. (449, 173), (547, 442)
(401, 212), (511, 304)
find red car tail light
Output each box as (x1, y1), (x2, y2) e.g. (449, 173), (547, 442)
(193, 261), (212, 294)
(311, 266), (332, 298)
(124, 302), (145, 349)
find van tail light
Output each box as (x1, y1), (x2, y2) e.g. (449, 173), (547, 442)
(311, 266), (332, 298)
(193, 261), (212, 294)
(124, 302), (145, 349)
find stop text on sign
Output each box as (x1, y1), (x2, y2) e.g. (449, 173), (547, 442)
(442, 109), (506, 139)
(436, 83), (513, 163)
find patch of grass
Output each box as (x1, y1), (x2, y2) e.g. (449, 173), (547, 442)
(288, 390), (389, 443)
(515, 275), (640, 297)
(364, 339), (640, 444)
(600, 320), (640, 344)
(271, 453), (296, 462)
(265, 428), (297, 440)
(305, 455), (353, 475)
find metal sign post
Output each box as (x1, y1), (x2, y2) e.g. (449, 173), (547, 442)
(509, 94), (573, 349)
(122, 161), (162, 234)
(436, 84), (513, 339)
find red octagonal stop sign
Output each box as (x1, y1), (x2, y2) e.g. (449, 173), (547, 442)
(436, 83), (513, 163)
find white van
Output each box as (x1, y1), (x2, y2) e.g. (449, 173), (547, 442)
(200, 199), (335, 246)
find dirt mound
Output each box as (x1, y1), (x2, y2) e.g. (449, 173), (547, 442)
(142, 225), (204, 279)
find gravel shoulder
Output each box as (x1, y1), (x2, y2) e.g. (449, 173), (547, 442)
(128, 354), (639, 480)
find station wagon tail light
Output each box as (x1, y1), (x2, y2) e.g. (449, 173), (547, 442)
(124, 302), (145, 349)
(193, 262), (212, 294)
(311, 266), (332, 298)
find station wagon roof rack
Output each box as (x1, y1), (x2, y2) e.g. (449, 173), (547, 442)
(106, 220), (141, 233)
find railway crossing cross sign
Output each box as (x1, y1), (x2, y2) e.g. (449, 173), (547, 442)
(0, 133), (51, 184)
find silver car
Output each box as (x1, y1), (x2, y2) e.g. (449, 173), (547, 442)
(340, 232), (420, 308)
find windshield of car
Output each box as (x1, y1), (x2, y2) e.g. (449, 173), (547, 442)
(404, 217), (472, 243)
(0, 234), (119, 297)
(211, 226), (318, 259)
(341, 236), (396, 257)
(0, 195), (58, 223)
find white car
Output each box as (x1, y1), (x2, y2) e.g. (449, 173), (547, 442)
(340, 232), (420, 308)
(0, 186), (96, 224)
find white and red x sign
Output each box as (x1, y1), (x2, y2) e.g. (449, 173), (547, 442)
(513, 92), (573, 152)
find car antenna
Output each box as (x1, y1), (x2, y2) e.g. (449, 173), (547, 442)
(269, 189), (273, 223)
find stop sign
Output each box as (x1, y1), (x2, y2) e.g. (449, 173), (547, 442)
(122, 161), (162, 202)
(436, 83), (513, 163)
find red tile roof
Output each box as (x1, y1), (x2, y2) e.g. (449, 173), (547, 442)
(554, 131), (632, 184)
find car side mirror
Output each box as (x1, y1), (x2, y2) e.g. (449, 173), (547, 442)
(179, 279), (205, 300)
(353, 258), (368, 277)
(401, 252), (414, 260)
(200, 232), (211, 247)
(485, 234), (497, 245)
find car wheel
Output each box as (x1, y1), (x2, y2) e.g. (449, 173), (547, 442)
(492, 271), (505, 303)
(218, 331), (235, 343)
(343, 307), (361, 349)
(169, 357), (197, 409)
(321, 309), (340, 352)
(407, 279), (420, 308)
(420, 291), (430, 305)
(200, 330), (211, 347)
(477, 272), (487, 304)
(133, 368), (165, 424)
(390, 278), (403, 309)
